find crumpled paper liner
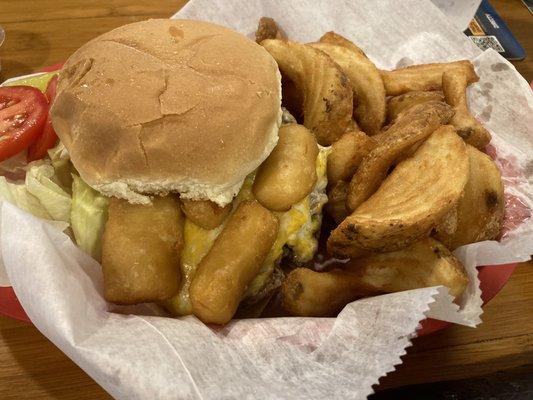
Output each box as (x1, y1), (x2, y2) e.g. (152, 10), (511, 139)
(0, 0), (532, 399)
(2, 201), (451, 399)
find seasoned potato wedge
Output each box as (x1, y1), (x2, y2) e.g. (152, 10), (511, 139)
(436, 145), (504, 248)
(387, 90), (444, 123)
(261, 39), (353, 145)
(253, 123), (318, 211)
(381, 60), (478, 96)
(329, 125), (469, 256)
(319, 31), (366, 53)
(347, 102), (455, 212)
(312, 34), (386, 134)
(255, 17), (285, 43)
(281, 267), (373, 317)
(442, 70), (491, 149)
(327, 129), (375, 185)
(282, 238), (468, 317)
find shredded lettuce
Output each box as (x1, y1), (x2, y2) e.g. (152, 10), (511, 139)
(4, 71), (58, 92)
(0, 176), (52, 219)
(25, 162), (71, 222)
(0, 137), (109, 261)
(71, 174), (108, 261)
(47, 142), (74, 192)
(0, 161), (71, 223)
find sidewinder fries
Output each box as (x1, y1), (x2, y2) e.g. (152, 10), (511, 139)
(282, 238), (468, 317)
(436, 145), (504, 248)
(330, 126), (469, 256)
(327, 129), (375, 185)
(386, 90), (445, 123)
(381, 60), (478, 96)
(261, 39), (353, 145)
(347, 102), (454, 212)
(442, 70), (491, 149)
(102, 196), (184, 304)
(190, 201), (278, 324)
(180, 199), (231, 230)
(312, 33), (386, 134)
(253, 123), (318, 211)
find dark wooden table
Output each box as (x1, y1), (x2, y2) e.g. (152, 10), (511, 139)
(0, 1), (532, 399)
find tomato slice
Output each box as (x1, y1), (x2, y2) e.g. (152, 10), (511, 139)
(27, 116), (58, 162)
(27, 76), (59, 162)
(45, 74), (58, 103)
(0, 86), (48, 162)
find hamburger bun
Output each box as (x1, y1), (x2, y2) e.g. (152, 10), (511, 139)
(51, 19), (282, 205)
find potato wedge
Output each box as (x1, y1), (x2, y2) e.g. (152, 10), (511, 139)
(253, 123), (318, 211)
(311, 37), (386, 134)
(347, 238), (469, 298)
(381, 60), (478, 96)
(387, 90), (444, 123)
(442, 70), (491, 149)
(102, 196), (183, 304)
(255, 17), (285, 43)
(347, 102), (455, 212)
(435, 145), (504, 249)
(327, 129), (375, 185)
(180, 199), (231, 230)
(329, 125), (469, 256)
(282, 238), (468, 317)
(281, 267), (373, 317)
(190, 200), (279, 324)
(261, 39), (353, 145)
(319, 31), (366, 54)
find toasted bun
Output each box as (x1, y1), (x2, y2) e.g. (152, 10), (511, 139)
(51, 19), (282, 205)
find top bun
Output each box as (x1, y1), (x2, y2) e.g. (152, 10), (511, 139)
(51, 19), (281, 205)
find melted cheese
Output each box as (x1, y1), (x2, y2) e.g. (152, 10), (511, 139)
(165, 146), (330, 315)
(164, 220), (223, 315)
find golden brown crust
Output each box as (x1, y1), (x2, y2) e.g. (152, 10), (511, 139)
(261, 39), (353, 145)
(381, 60), (478, 96)
(346, 238), (468, 299)
(386, 90), (445, 123)
(51, 19), (281, 204)
(329, 125), (469, 256)
(312, 35), (386, 135)
(255, 17), (286, 43)
(190, 200), (279, 324)
(180, 199), (231, 230)
(327, 129), (375, 185)
(253, 124), (318, 211)
(435, 145), (504, 248)
(102, 196), (183, 304)
(442, 70), (491, 149)
(347, 102), (455, 212)
(282, 237), (468, 317)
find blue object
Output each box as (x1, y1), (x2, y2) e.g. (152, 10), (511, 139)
(464, 0), (526, 60)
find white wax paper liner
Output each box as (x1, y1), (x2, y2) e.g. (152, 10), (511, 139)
(2, 201), (454, 400)
(0, 1), (532, 399)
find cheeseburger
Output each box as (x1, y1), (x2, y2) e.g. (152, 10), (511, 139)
(50, 19), (329, 324)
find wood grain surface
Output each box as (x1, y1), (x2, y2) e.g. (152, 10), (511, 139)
(0, 1), (532, 399)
